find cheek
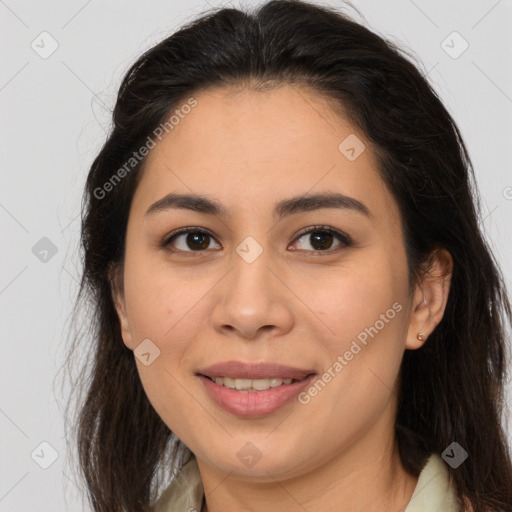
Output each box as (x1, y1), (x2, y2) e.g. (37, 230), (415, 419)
(308, 251), (409, 403)
(296, 293), (407, 460)
(313, 251), (407, 343)
(121, 251), (215, 426)
(123, 247), (200, 344)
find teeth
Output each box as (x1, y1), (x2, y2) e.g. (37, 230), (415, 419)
(211, 377), (296, 391)
(235, 378), (252, 390)
(223, 377), (236, 389)
(270, 378), (282, 388)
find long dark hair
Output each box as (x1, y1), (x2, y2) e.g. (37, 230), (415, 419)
(67, 1), (512, 510)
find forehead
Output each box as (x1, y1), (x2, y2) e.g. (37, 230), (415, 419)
(133, 84), (398, 228)
(151, 84), (364, 168)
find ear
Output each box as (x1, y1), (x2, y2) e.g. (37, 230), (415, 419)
(406, 248), (453, 350)
(108, 262), (135, 350)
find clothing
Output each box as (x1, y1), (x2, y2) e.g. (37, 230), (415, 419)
(154, 452), (459, 512)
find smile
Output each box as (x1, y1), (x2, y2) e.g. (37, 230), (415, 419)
(204, 376), (303, 392)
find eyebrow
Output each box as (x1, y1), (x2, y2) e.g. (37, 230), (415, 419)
(145, 192), (372, 220)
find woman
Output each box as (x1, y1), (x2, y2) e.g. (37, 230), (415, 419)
(69, 0), (512, 510)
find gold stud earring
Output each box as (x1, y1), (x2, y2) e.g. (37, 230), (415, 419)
(417, 333), (425, 342)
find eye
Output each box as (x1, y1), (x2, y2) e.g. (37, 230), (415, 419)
(289, 225), (352, 253)
(162, 227), (221, 254)
(161, 225), (352, 255)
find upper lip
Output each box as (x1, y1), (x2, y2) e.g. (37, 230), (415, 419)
(197, 361), (316, 380)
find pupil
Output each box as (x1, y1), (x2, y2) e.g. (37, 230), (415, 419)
(187, 232), (209, 250)
(311, 231), (333, 250)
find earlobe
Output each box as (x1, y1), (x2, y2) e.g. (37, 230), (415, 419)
(406, 248), (453, 350)
(108, 262), (134, 349)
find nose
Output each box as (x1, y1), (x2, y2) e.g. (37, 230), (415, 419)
(210, 245), (294, 341)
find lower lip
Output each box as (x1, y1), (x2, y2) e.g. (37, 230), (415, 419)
(198, 374), (316, 418)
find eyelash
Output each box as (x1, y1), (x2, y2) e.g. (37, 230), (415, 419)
(160, 225), (353, 256)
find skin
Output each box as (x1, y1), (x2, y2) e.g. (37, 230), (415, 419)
(112, 84), (453, 512)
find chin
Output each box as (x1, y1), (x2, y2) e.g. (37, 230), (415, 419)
(198, 442), (314, 482)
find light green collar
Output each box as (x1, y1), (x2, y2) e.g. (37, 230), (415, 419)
(404, 453), (459, 511)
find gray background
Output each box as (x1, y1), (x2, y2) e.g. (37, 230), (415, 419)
(1, 0), (511, 510)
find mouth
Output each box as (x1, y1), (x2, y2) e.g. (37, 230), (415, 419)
(196, 361), (317, 417)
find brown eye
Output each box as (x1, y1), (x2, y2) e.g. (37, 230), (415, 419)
(184, 232), (211, 250)
(162, 225), (351, 256)
(290, 226), (352, 253)
(309, 230), (335, 250)
(162, 228), (221, 253)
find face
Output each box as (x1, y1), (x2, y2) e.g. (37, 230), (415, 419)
(112, 84), (449, 481)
